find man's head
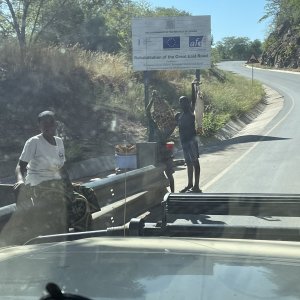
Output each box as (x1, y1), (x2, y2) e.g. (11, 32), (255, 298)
(151, 90), (159, 101)
(179, 96), (191, 112)
(38, 110), (57, 137)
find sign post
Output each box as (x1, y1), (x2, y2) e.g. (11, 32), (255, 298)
(143, 70), (155, 141)
(248, 54), (259, 86)
(196, 69), (200, 81)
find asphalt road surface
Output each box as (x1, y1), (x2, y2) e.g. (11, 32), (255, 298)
(145, 62), (300, 225)
(174, 62), (300, 194)
(203, 62), (300, 193)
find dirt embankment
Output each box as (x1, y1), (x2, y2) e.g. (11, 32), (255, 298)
(0, 69), (147, 180)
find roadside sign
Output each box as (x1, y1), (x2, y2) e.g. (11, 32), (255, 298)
(248, 54), (258, 85)
(132, 16), (211, 71)
(248, 54), (259, 64)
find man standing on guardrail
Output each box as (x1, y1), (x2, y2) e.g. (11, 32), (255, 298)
(175, 95), (202, 193)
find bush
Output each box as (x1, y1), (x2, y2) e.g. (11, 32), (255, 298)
(202, 112), (231, 137)
(0, 41), (266, 177)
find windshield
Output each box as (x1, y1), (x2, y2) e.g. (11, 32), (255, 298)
(0, 0), (300, 299)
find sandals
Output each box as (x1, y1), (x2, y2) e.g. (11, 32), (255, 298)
(179, 186), (192, 193)
(186, 187), (202, 193)
(179, 186), (202, 193)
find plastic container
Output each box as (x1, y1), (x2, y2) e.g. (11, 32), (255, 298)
(165, 142), (175, 151)
(115, 154), (137, 169)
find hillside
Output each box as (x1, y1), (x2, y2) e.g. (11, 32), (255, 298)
(0, 45), (264, 180)
(261, 20), (300, 69)
(0, 46), (182, 178)
(260, 0), (300, 69)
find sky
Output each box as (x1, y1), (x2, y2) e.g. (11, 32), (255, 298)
(144, 0), (270, 43)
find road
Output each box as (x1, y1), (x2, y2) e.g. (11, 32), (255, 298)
(144, 62), (300, 225)
(175, 61), (300, 194)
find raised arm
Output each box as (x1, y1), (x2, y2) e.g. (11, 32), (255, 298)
(191, 80), (199, 111)
(146, 90), (158, 118)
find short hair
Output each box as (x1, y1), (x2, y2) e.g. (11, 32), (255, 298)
(38, 110), (55, 123)
(179, 96), (189, 104)
(179, 96), (191, 112)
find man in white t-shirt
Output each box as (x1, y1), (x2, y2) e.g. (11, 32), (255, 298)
(8, 111), (71, 243)
(16, 110), (66, 186)
(1, 111), (92, 246)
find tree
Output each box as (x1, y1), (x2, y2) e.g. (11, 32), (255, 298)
(211, 47), (221, 64)
(214, 36), (262, 61)
(230, 37), (251, 60)
(0, 0), (73, 63)
(260, 0), (300, 68)
(35, 1), (84, 46)
(101, 0), (189, 55)
(259, 0), (281, 24)
(249, 39), (263, 58)
(260, 0), (300, 27)
(0, 0), (124, 61)
(149, 6), (190, 17)
(0, 0), (197, 61)
(78, 16), (120, 52)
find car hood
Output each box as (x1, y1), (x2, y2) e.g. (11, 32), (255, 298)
(0, 237), (300, 299)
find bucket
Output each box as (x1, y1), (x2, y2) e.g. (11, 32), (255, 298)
(115, 154), (137, 169)
(165, 142), (175, 151)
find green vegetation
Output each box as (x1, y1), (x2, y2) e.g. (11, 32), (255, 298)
(0, 1), (266, 177)
(0, 41), (265, 169)
(213, 37), (263, 62)
(260, 0), (300, 68)
(198, 70), (264, 137)
(260, 0), (300, 26)
(213, 0), (300, 68)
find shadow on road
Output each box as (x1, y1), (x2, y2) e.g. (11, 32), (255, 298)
(200, 135), (290, 155)
(188, 215), (226, 225)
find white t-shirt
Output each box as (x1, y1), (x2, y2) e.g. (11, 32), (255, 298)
(19, 134), (66, 186)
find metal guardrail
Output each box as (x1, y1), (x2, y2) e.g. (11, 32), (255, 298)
(0, 166), (169, 234)
(89, 165), (169, 229)
(83, 165), (167, 208)
(0, 184), (15, 207)
(0, 203), (16, 231)
(9, 185), (300, 243)
(0, 184), (16, 232)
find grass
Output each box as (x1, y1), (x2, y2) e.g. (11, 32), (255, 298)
(0, 42), (266, 166)
(0, 42), (265, 125)
(176, 69), (265, 137)
(204, 72), (264, 115)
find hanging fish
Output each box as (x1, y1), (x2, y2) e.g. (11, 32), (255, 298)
(192, 80), (204, 134)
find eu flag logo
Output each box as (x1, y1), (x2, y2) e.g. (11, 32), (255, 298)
(163, 36), (180, 49)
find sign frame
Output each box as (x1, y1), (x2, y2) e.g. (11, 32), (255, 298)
(132, 16), (211, 71)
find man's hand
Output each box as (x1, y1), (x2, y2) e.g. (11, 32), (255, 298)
(13, 181), (25, 198)
(192, 79), (201, 86)
(196, 127), (204, 135)
(14, 180), (24, 191)
(13, 181), (33, 209)
(151, 90), (158, 98)
(175, 112), (181, 122)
